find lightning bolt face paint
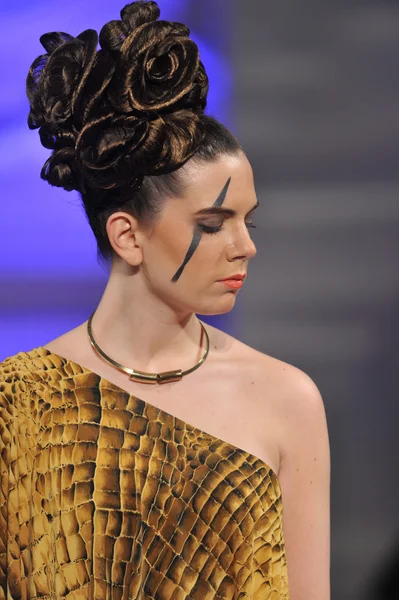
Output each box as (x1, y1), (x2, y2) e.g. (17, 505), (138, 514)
(171, 177), (232, 283)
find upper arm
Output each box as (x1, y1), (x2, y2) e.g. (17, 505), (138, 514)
(277, 366), (331, 600)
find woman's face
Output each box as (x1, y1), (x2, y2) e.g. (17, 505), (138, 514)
(117, 151), (258, 315)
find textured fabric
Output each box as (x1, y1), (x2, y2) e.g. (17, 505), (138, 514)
(0, 346), (289, 599)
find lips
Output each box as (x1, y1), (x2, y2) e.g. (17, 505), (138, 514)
(219, 274), (246, 281)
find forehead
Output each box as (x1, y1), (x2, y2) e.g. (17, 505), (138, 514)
(170, 152), (255, 213)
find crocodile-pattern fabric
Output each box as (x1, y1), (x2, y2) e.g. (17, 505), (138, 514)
(0, 347), (289, 599)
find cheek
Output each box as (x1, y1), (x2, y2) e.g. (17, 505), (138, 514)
(145, 226), (227, 286)
(146, 228), (190, 274)
(188, 236), (221, 267)
(172, 235), (227, 289)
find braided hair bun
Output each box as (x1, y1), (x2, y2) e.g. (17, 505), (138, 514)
(26, 0), (209, 195)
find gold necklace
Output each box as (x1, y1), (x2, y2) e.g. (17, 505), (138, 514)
(87, 311), (210, 384)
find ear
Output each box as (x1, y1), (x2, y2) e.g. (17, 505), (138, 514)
(106, 211), (144, 266)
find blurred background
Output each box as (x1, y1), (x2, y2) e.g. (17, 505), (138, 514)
(1, 1), (399, 598)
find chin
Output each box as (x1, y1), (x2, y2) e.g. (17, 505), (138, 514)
(194, 294), (237, 316)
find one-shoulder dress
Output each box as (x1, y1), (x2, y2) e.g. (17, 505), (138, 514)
(0, 347), (290, 599)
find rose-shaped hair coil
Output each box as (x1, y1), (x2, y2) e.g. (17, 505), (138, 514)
(26, 1), (210, 194)
(105, 20), (202, 113)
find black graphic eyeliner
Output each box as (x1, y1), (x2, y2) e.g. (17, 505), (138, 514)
(171, 177), (231, 283)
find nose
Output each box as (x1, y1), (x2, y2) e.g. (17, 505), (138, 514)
(227, 222), (257, 261)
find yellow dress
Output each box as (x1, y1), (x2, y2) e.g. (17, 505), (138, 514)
(0, 347), (289, 599)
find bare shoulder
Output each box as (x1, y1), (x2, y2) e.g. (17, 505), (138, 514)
(205, 319), (322, 397)
(239, 330), (329, 455)
(204, 320), (329, 457)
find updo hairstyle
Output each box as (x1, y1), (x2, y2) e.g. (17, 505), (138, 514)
(26, 0), (242, 265)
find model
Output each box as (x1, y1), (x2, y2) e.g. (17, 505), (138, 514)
(0, 1), (330, 598)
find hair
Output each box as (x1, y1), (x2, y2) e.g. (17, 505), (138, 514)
(26, 0), (242, 267)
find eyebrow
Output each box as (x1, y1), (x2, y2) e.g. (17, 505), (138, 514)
(194, 201), (259, 218)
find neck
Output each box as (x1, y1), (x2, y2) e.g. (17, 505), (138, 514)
(89, 268), (205, 374)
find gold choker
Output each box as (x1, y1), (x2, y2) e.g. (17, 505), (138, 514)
(87, 311), (210, 384)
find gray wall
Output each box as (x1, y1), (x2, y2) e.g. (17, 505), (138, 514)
(233, 2), (399, 599)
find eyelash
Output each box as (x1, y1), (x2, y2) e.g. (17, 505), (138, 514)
(198, 222), (257, 235)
